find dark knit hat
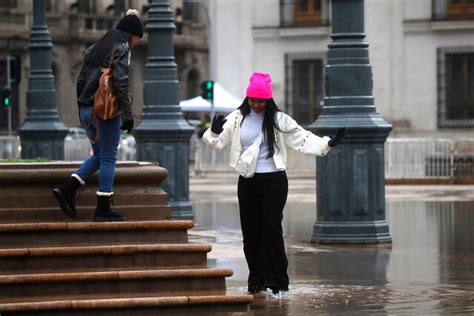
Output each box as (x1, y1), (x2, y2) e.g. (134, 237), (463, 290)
(116, 9), (143, 38)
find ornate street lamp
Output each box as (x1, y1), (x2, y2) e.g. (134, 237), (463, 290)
(17, 0), (68, 159)
(134, 0), (194, 219)
(309, 0), (392, 244)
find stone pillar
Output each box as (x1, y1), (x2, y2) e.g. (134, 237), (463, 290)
(133, 0), (194, 219)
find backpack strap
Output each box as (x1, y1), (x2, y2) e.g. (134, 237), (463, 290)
(107, 44), (119, 69)
(87, 44), (120, 144)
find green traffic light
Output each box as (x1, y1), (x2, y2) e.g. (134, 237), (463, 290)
(2, 86), (11, 107)
(201, 80), (214, 100)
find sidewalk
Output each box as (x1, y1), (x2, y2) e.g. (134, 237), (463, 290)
(187, 172), (474, 315)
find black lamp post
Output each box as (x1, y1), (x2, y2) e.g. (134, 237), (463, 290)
(17, 0), (68, 159)
(309, 0), (392, 244)
(134, 0), (194, 219)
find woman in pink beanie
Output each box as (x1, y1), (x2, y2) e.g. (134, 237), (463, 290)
(203, 72), (345, 296)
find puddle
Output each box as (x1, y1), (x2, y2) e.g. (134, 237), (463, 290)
(189, 178), (474, 314)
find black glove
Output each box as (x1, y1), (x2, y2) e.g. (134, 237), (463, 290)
(121, 119), (134, 134)
(328, 127), (346, 147)
(211, 115), (227, 134)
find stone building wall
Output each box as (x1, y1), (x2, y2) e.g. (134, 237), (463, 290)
(0, 0), (209, 132)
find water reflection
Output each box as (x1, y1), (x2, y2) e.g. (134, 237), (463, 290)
(191, 192), (474, 314)
(387, 201), (474, 286)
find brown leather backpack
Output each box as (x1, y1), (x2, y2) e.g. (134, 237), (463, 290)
(93, 46), (121, 120)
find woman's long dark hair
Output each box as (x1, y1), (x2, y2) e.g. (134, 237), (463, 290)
(238, 97), (282, 158)
(86, 29), (131, 67)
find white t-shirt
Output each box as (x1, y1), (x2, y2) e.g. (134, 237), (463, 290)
(240, 109), (278, 173)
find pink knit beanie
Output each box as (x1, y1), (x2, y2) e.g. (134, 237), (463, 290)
(246, 72), (273, 99)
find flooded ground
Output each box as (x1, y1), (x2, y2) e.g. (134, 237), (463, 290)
(188, 173), (474, 315)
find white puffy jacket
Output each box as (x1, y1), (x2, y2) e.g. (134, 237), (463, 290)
(202, 110), (331, 171)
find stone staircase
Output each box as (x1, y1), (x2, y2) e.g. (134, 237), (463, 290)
(0, 162), (252, 315)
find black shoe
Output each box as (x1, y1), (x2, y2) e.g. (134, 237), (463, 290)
(94, 211), (127, 222)
(265, 284), (289, 295)
(94, 194), (127, 222)
(269, 286), (280, 295)
(247, 276), (265, 294)
(53, 177), (82, 219)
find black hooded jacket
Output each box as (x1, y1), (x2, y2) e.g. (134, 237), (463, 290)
(76, 42), (133, 121)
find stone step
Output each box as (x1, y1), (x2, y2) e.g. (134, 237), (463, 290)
(0, 293), (254, 315)
(0, 205), (170, 223)
(0, 188), (169, 210)
(0, 161), (170, 223)
(0, 243), (211, 274)
(0, 268), (235, 301)
(0, 221), (194, 248)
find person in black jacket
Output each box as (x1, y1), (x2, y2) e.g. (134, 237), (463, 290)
(53, 9), (143, 222)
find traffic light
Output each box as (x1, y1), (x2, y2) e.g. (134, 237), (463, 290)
(200, 80), (214, 100)
(2, 86), (11, 107)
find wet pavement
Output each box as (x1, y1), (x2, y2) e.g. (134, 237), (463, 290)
(188, 173), (474, 315)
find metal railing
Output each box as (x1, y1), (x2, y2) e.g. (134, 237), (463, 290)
(194, 137), (474, 179)
(0, 136), (21, 160)
(384, 138), (454, 179)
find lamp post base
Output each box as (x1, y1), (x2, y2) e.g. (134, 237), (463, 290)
(169, 201), (193, 220)
(311, 220), (392, 244)
(134, 124), (194, 221)
(17, 126), (68, 160)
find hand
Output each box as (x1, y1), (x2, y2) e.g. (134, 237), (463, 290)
(328, 127), (346, 147)
(121, 119), (134, 134)
(211, 115), (227, 134)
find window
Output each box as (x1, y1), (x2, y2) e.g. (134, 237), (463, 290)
(285, 55), (325, 125)
(281, 0), (329, 27)
(186, 69), (200, 99)
(294, 0), (321, 26)
(183, 2), (200, 24)
(433, 0), (474, 20)
(77, 0), (96, 15)
(447, 0), (474, 19)
(113, 0), (126, 17)
(0, 0), (16, 8)
(45, 0), (57, 13)
(445, 54), (474, 121)
(438, 47), (474, 127)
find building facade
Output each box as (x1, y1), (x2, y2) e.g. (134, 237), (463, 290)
(0, 0), (209, 133)
(212, 0), (474, 138)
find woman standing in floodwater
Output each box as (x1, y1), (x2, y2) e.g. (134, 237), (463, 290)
(202, 72), (345, 295)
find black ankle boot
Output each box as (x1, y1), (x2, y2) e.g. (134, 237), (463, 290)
(94, 195), (127, 222)
(53, 176), (83, 219)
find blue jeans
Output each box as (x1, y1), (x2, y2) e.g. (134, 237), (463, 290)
(75, 106), (121, 193)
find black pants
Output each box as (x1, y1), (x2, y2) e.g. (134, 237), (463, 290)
(237, 171), (289, 292)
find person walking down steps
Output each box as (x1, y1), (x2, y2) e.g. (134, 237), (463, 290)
(53, 9), (143, 222)
(202, 72), (346, 295)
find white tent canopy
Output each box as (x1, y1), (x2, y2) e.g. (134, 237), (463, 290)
(180, 82), (242, 113)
